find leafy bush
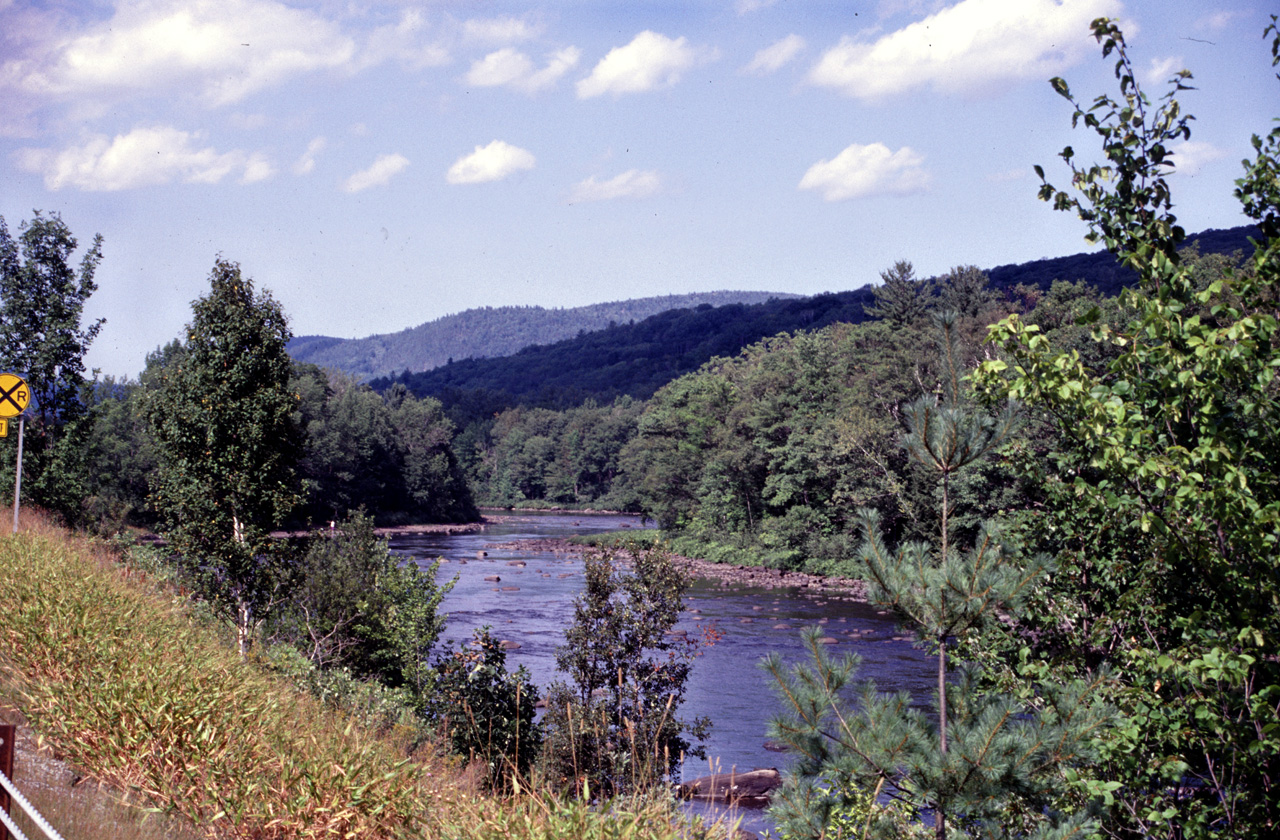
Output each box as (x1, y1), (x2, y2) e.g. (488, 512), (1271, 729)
(258, 642), (420, 735)
(430, 628), (541, 792)
(272, 509), (452, 711)
(767, 777), (900, 840)
(542, 545), (710, 796)
(970, 17), (1280, 838)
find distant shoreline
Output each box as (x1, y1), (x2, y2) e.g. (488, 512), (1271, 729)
(476, 505), (642, 517)
(482, 535), (868, 602)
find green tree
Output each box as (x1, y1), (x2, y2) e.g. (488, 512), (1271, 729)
(622, 370), (738, 530)
(292, 369), (477, 525)
(280, 510), (451, 705)
(146, 258), (304, 657)
(974, 17), (1280, 838)
(301, 371), (404, 519)
(620, 319), (954, 570)
(0, 211), (104, 521)
(937, 264), (996, 320)
(543, 544), (709, 796)
(763, 313), (1107, 840)
(431, 628), (540, 791)
(82, 376), (157, 533)
(865, 259), (930, 326)
(388, 387), (477, 522)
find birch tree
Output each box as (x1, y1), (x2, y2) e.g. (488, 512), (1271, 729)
(147, 258), (303, 657)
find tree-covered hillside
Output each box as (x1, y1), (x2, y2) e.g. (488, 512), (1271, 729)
(288, 290), (799, 381)
(378, 225), (1257, 416)
(986, 224), (1257, 298)
(377, 291), (878, 412)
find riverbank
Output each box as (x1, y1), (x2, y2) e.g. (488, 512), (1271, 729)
(478, 504), (638, 516)
(2, 513), (740, 840)
(481, 536), (868, 602)
(374, 521), (485, 537)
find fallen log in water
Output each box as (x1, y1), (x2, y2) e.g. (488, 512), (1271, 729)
(678, 768), (782, 807)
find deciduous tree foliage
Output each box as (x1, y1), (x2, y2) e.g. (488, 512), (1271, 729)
(974, 17), (1280, 838)
(622, 317), (1006, 570)
(146, 258), (304, 657)
(82, 375), (157, 533)
(0, 211), (103, 521)
(291, 367), (477, 524)
(471, 397), (643, 509)
(276, 510), (451, 706)
(542, 545), (710, 795)
(763, 314), (1107, 840)
(431, 628), (540, 792)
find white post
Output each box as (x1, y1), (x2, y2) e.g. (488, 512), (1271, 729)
(11, 416), (23, 534)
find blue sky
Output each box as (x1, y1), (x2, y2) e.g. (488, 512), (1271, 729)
(1, 0), (1275, 378)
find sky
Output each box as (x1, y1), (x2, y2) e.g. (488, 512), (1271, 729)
(1, 0), (1276, 379)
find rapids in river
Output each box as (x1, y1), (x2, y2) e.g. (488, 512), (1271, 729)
(388, 511), (933, 835)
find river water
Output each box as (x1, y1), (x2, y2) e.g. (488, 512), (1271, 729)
(388, 511), (933, 836)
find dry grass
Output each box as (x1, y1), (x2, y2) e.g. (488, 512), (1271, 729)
(2, 715), (203, 840)
(0, 510), (737, 840)
(0, 510), (448, 838)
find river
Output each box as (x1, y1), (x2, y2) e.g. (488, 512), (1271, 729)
(388, 511), (933, 836)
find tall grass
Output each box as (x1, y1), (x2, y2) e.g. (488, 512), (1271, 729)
(4, 744), (203, 840)
(0, 515), (438, 839)
(0, 513), (732, 840)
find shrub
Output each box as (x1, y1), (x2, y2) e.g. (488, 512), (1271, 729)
(430, 628), (540, 792)
(272, 510), (452, 711)
(542, 544), (710, 796)
(258, 642), (420, 735)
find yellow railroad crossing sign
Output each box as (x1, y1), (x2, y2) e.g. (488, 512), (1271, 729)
(0, 373), (31, 419)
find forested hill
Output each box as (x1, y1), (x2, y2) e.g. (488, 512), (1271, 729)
(288, 290), (799, 381)
(373, 224), (1258, 415)
(375, 291), (877, 410)
(986, 225), (1258, 297)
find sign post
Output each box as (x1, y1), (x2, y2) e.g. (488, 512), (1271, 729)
(0, 374), (31, 534)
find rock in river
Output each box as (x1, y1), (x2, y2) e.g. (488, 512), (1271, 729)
(679, 768), (782, 807)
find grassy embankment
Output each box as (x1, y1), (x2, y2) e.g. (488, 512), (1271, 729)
(0, 512), (720, 840)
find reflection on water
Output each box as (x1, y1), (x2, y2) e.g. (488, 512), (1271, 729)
(389, 511), (933, 836)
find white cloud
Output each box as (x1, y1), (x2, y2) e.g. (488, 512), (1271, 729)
(446, 140), (535, 184)
(798, 143), (930, 200)
(568, 169), (661, 203)
(809, 0), (1120, 100)
(463, 17), (541, 44)
(1168, 140), (1225, 177)
(737, 0), (780, 12)
(1144, 56), (1185, 86)
(14, 0), (355, 107)
(466, 46), (580, 93)
(294, 137), (326, 175)
(577, 31), (707, 98)
(1200, 10), (1243, 31)
(744, 34), (806, 75)
(15, 125), (267, 190)
(343, 153), (410, 192)
(241, 152), (273, 183)
(360, 9), (450, 71)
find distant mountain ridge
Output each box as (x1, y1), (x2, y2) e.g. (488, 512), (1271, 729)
(288, 291), (801, 380)
(371, 225), (1259, 415)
